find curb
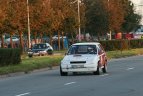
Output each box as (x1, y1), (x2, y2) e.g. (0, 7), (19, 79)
(0, 66), (59, 79)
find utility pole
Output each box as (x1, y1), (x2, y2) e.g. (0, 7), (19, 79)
(77, 0), (81, 42)
(108, 0), (112, 40)
(27, 0), (31, 48)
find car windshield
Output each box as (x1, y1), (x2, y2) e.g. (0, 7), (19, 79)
(67, 45), (97, 55)
(33, 44), (48, 49)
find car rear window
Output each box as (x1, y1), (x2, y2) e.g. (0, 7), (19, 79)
(33, 44), (48, 49)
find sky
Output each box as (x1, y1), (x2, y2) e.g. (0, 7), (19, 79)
(130, 0), (143, 24)
(130, 0), (140, 5)
(130, 0), (142, 12)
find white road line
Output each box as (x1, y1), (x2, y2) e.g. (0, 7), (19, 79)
(15, 92), (30, 96)
(100, 74), (109, 77)
(64, 82), (76, 86)
(126, 67), (134, 70)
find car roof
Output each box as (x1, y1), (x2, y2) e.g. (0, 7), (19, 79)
(72, 42), (100, 46)
(34, 43), (50, 45)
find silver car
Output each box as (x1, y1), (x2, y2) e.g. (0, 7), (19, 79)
(28, 43), (53, 57)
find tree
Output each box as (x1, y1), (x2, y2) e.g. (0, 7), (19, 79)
(84, 0), (140, 40)
(6, 0), (27, 50)
(49, 0), (80, 49)
(121, 0), (141, 33)
(29, 0), (45, 44)
(104, 0), (125, 33)
(84, 0), (109, 38)
(0, 0), (7, 48)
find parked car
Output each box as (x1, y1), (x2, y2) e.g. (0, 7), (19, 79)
(52, 35), (66, 40)
(28, 43), (53, 57)
(5, 37), (19, 42)
(60, 42), (107, 76)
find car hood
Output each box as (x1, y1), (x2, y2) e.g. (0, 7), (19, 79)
(62, 54), (98, 62)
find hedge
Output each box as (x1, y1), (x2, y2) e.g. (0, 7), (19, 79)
(0, 48), (21, 66)
(100, 39), (143, 51)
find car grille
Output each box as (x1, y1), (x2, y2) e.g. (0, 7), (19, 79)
(70, 61), (86, 64)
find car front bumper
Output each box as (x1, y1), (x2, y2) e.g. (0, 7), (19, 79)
(62, 67), (97, 72)
(28, 51), (47, 56)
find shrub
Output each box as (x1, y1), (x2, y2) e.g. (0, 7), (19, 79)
(100, 39), (143, 51)
(129, 39), (143, 49)
(0, 48), (21, 66)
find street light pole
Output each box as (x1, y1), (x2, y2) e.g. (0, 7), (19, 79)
(77, 0), (81, 42)
(27, 0), (31, 48)
(107, 0), (112, 40)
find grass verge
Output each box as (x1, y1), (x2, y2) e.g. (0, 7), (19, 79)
(0, 55), (64, 75)
(0, 48), (143, 75)
(107, 48), (143, 59)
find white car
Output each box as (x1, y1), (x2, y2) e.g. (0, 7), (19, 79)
(60, 42), (107, 76)
(6, 37), (19, 42)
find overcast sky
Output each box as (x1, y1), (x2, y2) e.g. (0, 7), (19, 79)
(130, 0), (143, 24)
(130, 0), (140, 5)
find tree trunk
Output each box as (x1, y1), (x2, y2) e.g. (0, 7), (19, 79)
(10, 35), (13, 48)
(58, 31), (60, 50)
(40, 33), (43, 43)
(19, 32), (24, 53)
(71, 32), (74, 44)
(0, 34), (4, 48)
(97, 33), (100, 41)
(49, 31), (52, 46)
(34, 33), (37, 44)
(62, 32), (64, 50)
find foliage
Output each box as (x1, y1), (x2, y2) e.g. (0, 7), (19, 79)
(84, 0), (109, 36)
(84, 0), (141, 36)
(100, 39), (143, 51)
(0, 0), (142, 51)
(121, 0), (141, 32)
(0, 48), (21, 66)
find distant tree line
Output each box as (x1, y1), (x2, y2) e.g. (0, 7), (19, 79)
(0, 0), (141, 51)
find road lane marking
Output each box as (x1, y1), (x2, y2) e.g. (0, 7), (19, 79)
(15, 92), (30, 96)
(126, 67), (134, 70)
(64, 82), (76, 86)
(100, 74), (109, 77)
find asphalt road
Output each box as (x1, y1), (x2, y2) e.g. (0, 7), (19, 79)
(0, 55), (143, 96)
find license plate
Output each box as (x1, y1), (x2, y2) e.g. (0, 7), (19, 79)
(71, 65), (84, 68)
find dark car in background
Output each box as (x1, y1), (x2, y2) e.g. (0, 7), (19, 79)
(28, 43), (53, 57)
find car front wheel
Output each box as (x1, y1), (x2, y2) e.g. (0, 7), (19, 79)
(47, 49), (53, 55)
(93, 64), (100, 75)
(60, 67), (68, 76)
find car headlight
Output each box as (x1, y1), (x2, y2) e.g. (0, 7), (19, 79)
(61, 60), (69, 65)
(28, 51), (33, 54)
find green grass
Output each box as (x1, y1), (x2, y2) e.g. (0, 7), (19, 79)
(107, 48), (143, 59)
(0, 48), (143, 75)
(0, 55), (64, 75)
